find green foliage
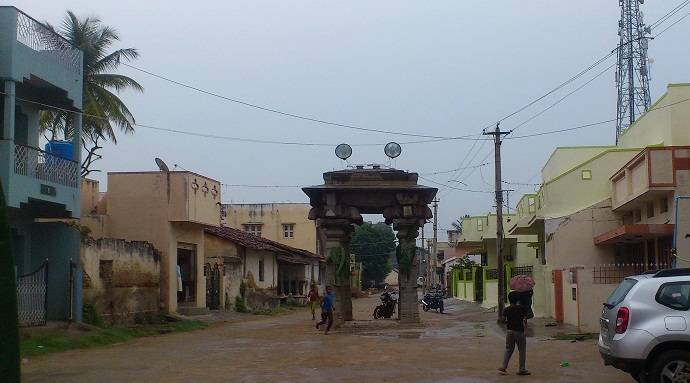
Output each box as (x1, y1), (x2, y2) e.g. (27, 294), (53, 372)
(40, 11), (144, 176)
(451, 255), (479, 270)
(20, 320), (208, 357)
(396, 221), (420, 278)
(0, 177), (20, 383)
(82, 302), (104, 327)
(234, 296), (248, 313)
(350, 222), (396, 289)
(235, 281), (249, 313)
(328, 246), (349, 279)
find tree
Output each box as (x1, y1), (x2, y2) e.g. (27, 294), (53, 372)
(0, 178), (20, 382)
(350, 222), (396, 289)
(41, 11), (144, 176)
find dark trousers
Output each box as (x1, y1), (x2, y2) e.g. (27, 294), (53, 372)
(318, 310), (333, 332)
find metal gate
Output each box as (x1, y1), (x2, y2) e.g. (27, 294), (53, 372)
(17, 260), (48, 326)
(474, 266), (483, 302)
(205, 263), (220, 309)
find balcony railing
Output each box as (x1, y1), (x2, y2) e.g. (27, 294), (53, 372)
(14, 143), (79, 188)
(15, 10), (81, 74)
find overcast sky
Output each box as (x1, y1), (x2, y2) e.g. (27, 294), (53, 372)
(10, 1), (690, 242)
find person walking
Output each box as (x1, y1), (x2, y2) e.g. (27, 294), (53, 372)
(316, 286), (334, 335)
(499, 291), (530, 376)
(307, 284), (320, 320)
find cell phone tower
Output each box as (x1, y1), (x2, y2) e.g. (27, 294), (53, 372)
(615, 0), (652, 143)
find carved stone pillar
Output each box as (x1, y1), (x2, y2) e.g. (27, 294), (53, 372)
(392, 218), (422, 324)
(317, 218), (353, 328)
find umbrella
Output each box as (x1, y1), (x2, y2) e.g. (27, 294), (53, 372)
(509, 275), (535, 292)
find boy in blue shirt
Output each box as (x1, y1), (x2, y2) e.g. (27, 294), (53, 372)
(316, 286), (334, 335)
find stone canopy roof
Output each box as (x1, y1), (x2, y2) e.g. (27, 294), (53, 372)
(205, 226), (323, 261)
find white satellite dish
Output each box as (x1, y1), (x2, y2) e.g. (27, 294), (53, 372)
(155, 157), (170, 172)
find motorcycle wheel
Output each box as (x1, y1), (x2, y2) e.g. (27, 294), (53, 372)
(422, 304), (430, 312)
(374, 306), (383, 319)
(439, 301), (444, 314)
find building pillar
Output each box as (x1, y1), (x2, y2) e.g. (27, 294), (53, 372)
(393, 219), (422, 324)
(317, 218), (352, 328)
(3, 80), (15, 141)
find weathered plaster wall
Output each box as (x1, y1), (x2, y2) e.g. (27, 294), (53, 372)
(82, 238), (160, 326)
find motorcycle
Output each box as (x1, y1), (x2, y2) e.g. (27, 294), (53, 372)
(373, 291), (398, 319)
(422, 288), (444, 313)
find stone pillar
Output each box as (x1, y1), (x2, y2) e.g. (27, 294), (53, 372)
(393, 219), (422, 324)
(317, 218), (352, 328)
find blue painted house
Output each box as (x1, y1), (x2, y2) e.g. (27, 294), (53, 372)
(0, 7), (83, 324)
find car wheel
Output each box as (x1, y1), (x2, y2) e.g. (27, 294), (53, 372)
(650, 350), (690, 383)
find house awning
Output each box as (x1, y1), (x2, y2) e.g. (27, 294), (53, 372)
(594, 224), (674, 245)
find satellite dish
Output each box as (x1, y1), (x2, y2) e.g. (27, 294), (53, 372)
(155, 157), (170, 172)
(335, 143), (352, 160)
(384, 142), (402, 159)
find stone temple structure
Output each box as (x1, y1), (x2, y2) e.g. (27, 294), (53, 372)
(303, 166), (437, 325)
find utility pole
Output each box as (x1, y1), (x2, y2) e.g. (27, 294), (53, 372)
(432, 199), (439, 288)
(420, 227), (425, 294)
(484, 123), (510, 320)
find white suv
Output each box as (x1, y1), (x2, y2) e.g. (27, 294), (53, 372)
(599, 269), (690, 383)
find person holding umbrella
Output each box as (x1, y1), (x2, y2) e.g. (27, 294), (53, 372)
(509, 274), (535, 319)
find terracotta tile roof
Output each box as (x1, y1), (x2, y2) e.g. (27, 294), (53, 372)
(205, 226), (324, 260)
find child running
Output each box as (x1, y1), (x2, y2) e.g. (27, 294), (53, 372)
(308, 284), (319, 320)
(499, 291), (530, 376)
(316, 286), (334, 335)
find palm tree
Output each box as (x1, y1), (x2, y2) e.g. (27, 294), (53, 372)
(41, 11), (144, 176)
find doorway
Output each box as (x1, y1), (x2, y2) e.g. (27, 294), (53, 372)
(177, 244), (196, 303)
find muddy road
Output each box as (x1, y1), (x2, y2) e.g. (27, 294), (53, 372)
(22, 297), (632, 383)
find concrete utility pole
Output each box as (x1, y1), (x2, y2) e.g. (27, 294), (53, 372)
(432, 199), (439, 288)
(484, 123), (510, 319)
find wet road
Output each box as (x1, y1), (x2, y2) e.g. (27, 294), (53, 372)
(22, 297), (632, 383)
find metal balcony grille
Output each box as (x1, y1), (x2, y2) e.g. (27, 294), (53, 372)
(17, 260), (48, 327)
(511, 266), (533, 278)
(14, 143), (79, 187)
(15, 10), (82, 74)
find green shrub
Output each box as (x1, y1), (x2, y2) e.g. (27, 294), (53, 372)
(82, 302), (103, 327)
(235, 296), (248, 313)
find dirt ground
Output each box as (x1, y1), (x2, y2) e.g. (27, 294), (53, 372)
(21, 297), (633, 383)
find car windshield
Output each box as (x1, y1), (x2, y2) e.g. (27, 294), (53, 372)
(604, 278), (637, 307)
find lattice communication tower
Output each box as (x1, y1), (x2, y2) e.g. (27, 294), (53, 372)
(616, 0), (652, 143)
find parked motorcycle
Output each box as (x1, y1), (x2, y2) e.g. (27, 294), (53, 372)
(422, 289), (444, 313)
(373, 291), (398, 319)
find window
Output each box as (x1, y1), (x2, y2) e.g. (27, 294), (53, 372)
(258, 259), (265, 281)
(283, 224), (294, 238)
(634, 209), (642, 223)
(660, 197), (669, 213)
(581, 170), (592, 180)
(243, 224), (262, 236)
(477, 219), (483, 231)
(656, 282), (690, 311)
(647, 203), (655, 218)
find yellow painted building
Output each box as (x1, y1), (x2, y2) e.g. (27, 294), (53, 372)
(221, 203), (318, 254)
(81, 171), (221, 314)
(508, 83), (690, 331)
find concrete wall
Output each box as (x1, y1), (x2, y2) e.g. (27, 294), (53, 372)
(245, 248), (277, 290)
(82, 238), (160, 326)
